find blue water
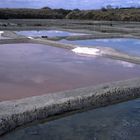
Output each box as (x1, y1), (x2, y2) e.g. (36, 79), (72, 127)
(61, 38), (140, 57)
(1, 98), (140, 140)
(16, 30), (85, 38)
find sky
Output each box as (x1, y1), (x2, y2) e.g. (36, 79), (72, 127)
(0, 0), (140, 9)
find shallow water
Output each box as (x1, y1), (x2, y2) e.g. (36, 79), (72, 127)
(61, 38), (140, 56)
(16, 30), (85, 37)
(0, 43), (140, 101)
(1, 98), (140, 140)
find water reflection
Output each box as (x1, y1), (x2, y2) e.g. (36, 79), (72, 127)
(61, 38), (140, 57)
(0, 43), (140, 100)
(16, 30), (85, 38)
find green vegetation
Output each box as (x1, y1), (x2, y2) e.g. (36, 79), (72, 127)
(0, 8), (71, 19)
(0, 7), (140, 21)
(66, 8), (140, 21)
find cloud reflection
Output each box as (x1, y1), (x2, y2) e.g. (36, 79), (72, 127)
(117, 60), (135, 68)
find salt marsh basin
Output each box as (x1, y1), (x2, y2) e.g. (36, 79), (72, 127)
(16, 30), (86, 38)
(0, 43), (140, 101)
(0, 18), (140, 139)
(61, 38), (140, 57)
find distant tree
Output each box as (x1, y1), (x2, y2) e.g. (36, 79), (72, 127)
(42, 6), (52, 10)
(101, 7), (107, 11)
(106, 5), (113, 10)
(73, 9), (80, 12)
(115, 6), (119, 9)
(0, 8), (140, 21)
(54, 8), (71, 16)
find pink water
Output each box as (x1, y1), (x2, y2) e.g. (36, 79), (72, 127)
(0, 43), (140, 101)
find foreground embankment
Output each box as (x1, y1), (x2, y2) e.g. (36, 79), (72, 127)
(0, 79), (140, 136)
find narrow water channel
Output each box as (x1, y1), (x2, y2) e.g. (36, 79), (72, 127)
(1, 98), (140, 140)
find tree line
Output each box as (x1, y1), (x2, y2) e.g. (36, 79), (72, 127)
(0, 7), (140, 21)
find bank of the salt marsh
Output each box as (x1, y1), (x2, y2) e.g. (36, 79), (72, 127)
(30, 38), (140, 65)
(1, 98), (140, 140)
(0, 78), (140, 136)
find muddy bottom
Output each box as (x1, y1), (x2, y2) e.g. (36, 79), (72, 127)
(1, 98), (140, 140)
(61, 38), (140, 57)
(0, 43), (140, 101)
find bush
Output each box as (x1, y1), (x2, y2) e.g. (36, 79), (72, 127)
(0, 8), (140, 21)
